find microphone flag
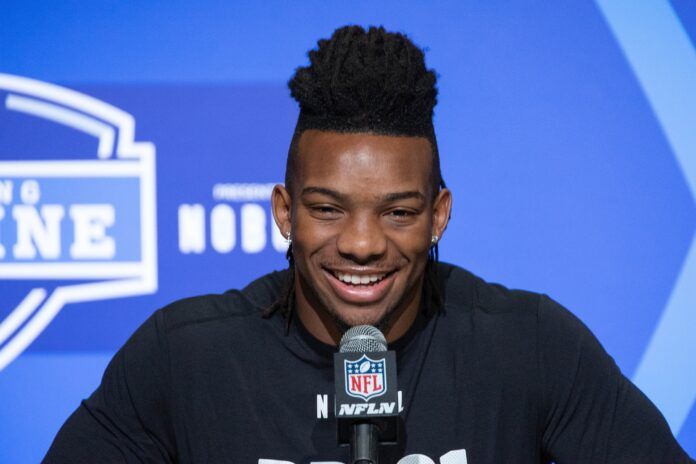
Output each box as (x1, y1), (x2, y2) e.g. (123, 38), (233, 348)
(334, 349), (399, 445)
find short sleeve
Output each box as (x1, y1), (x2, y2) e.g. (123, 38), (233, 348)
(43, 310), (176, 463)
(538, 295), (693, 463)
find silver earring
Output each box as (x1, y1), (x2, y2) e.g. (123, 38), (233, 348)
(431, 235), (438, 245)
(286, 231), (292, 243)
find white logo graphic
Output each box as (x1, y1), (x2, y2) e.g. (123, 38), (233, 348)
(178, 182), (288, 255)
(316, 392), (404, 419)
(258, 448), (468, 463)
(0, 74), (157, 371)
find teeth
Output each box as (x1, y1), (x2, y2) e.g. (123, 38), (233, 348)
(335, 272), (387, 285)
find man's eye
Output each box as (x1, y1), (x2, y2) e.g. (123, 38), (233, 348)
(312, 206), (341, 217)
(387, 209), (415, 220)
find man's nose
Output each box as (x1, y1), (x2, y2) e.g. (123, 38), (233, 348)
(336, 213), (387, 263)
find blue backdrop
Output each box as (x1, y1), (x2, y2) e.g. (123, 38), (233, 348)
(1, 1), (695, 461)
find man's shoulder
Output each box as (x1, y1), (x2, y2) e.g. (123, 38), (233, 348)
(438, 261), (541, 318)
(439, 262), (590, 342)
(156, 269), (288, 333)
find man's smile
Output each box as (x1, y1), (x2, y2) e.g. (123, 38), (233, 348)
(322, 267), (399, 305)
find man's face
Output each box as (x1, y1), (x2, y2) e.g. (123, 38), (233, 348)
(273, 130), (451, 336)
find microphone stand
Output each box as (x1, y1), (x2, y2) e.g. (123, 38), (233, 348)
(351, 422), (380, 464)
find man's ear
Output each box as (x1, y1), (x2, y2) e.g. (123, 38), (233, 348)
(271, 184), (292, 238)
(432, 188), (452, 240)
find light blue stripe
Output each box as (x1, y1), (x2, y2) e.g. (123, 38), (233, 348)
(595, 0), (696, 434)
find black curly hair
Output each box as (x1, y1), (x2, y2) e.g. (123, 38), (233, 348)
(285, 25), (444, 197)
(264, 25), (445, 331)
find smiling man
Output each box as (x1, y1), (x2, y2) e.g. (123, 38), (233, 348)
(44, 25), (692, 464)
(270, 130), (450, 345)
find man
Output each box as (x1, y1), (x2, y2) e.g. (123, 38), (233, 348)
(45, 25), (692, 463)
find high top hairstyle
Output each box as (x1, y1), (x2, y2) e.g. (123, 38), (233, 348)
(285, 25), (444, 197)
(265, 25), (445, 331)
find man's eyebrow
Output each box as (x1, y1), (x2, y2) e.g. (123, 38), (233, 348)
(301, 187), (425, 203)
(301, 187), (348, 202)
(382, 191), (426, 202)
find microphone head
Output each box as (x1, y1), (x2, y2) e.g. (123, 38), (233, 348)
(339, 325), (388, 353)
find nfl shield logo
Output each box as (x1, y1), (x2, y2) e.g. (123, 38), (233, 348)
(344, 354), (387, 401)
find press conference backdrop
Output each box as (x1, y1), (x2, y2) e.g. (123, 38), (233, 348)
(0, 1), (695, 461)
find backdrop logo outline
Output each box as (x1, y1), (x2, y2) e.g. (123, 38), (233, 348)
(0, 73), (158, 371)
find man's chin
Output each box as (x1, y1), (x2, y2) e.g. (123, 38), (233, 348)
(330, 308), (392, 334)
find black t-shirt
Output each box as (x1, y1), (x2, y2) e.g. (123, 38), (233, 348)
(44, 263), (693, 463)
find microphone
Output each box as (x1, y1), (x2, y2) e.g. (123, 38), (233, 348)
(334, 326), (400, 464)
